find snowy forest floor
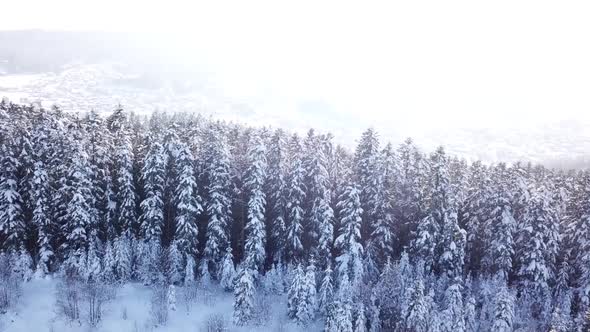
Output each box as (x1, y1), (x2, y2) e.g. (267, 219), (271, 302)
(0, 278), (322, 332)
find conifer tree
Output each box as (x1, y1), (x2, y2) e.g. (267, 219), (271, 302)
(491, 285), (514, 332)
(114, 235), (132, 282)
(166, 241), (183, 285)
(0, 140), (25, 250)
(220, 247), (236, 291)
(184, 254), (196, 285)
(140, 140), (166, 243)
(233, 267), (255, 326)
(267, 129), (288, 264)
(335, 184), (364, 288)
(244, 133), (267, 273)
(174, 142), (202, 257)
(319, 263), (335, 315)
(203, 124), (232, 274)
(110, 108), (137, 236)
(440, 282), (465, 332)
(286, 134), (305, 263)
(63, 140), (94, 260)
(288, 264), (306, 321)
(402, 279), (429, 332)
(354, 128), (380, 243)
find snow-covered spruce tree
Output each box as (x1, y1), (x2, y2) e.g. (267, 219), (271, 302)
(203, 124), (232, 275)
(262, 264), (284, 294)
(114, 235), (132, 282)
(440, 281), (465, 332)
(373, 257), (401, 330)
(101, 240), (117, 283)
(485, 187), (516, 280)
(86, 231), (102, 282)
(490, 284), (514, 332)
(461, 160), (491, 276)
(287, 261), (320, 325)
(233, 267), (255, 326)
(299, 132), (333, 259)
(549, 306), (572, 332)
(62, 139), (94, 262)
(464, 295), (478, 332)
(0, 139), (25, 251)
(174, 142), (202, 258)
(570, 173), (590, 311)
(439, 208), (466, 280)
(31, 158), (53, 276)
(166, 241), (183, 285)
(335, 184), (364, 289)
(220, 247), (236, 291)
(30, 111), (57, 276)
(396, 138), (429, 243)
(325, 300), (354, 332)
(517, 185), (558, 320)
(287, 264), (305, 321)
(367, 142), (397, 268)
(167, 284), (177, 312)
(244, 132), (267, 274)
(355, 304), (368, 332)
(319, 262), (335, 315)
(11, 247), (33, 281)
(110, 108), (137, 236)
(163, 123), (181, 245)
(306, 134), (335, 270)
(199, 258), (212, 288)
(85, 110), (115, 242)
(303, 260), (318, 321)
(401, 279), (430, 332)
(429, 147), (466, 280)
(140, 140), (166, 243)
(184, 254), (196, 285)
(286, 134), (306, 263)
(353, 128), (380, 245)
(266, 129), (288, 264)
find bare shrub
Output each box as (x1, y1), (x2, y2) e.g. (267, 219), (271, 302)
(251, 294), (271, 327)
(275, 317), (289, 332)
(203, 313), (229, 332)
(200, 288), (216, 306)
(84, 280), (109, 326)
(181, 284), (199, 312)
(150, 284), (168, 326)
(55, 267), (81, 321)
(122, 306), (128, 320)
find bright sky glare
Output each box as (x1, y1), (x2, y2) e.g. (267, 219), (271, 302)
(2, 0), (590, 138)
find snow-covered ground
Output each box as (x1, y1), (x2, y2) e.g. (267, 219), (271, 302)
(0, 278), (317, 332)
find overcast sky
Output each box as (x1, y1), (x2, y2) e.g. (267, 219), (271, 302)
(2, 1), (590, 139)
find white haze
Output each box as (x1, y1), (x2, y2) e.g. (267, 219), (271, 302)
(2, 0), (590, 165)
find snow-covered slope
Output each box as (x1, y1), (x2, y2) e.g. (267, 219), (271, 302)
(1, 278), (313, 332)
(1, 63), (589, 167)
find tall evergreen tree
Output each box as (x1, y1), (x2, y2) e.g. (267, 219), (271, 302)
(335, 184), (364, 288)
(140, 140), (166, 243)
(203, 124), (233, 274)
(286, 134), (306, 263)
(110, 109), (137, 236)
(266, 129), (288, 264)
(62, 139), (94, 260)
(0, 139), (25, 250)
(174, 142), (202, 257)
(354, 128), (380, 244)
(244, 133), (267, 273)
(233, 267), (255, 326)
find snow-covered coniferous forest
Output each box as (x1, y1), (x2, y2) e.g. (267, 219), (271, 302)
(1, 100), (590, 331)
